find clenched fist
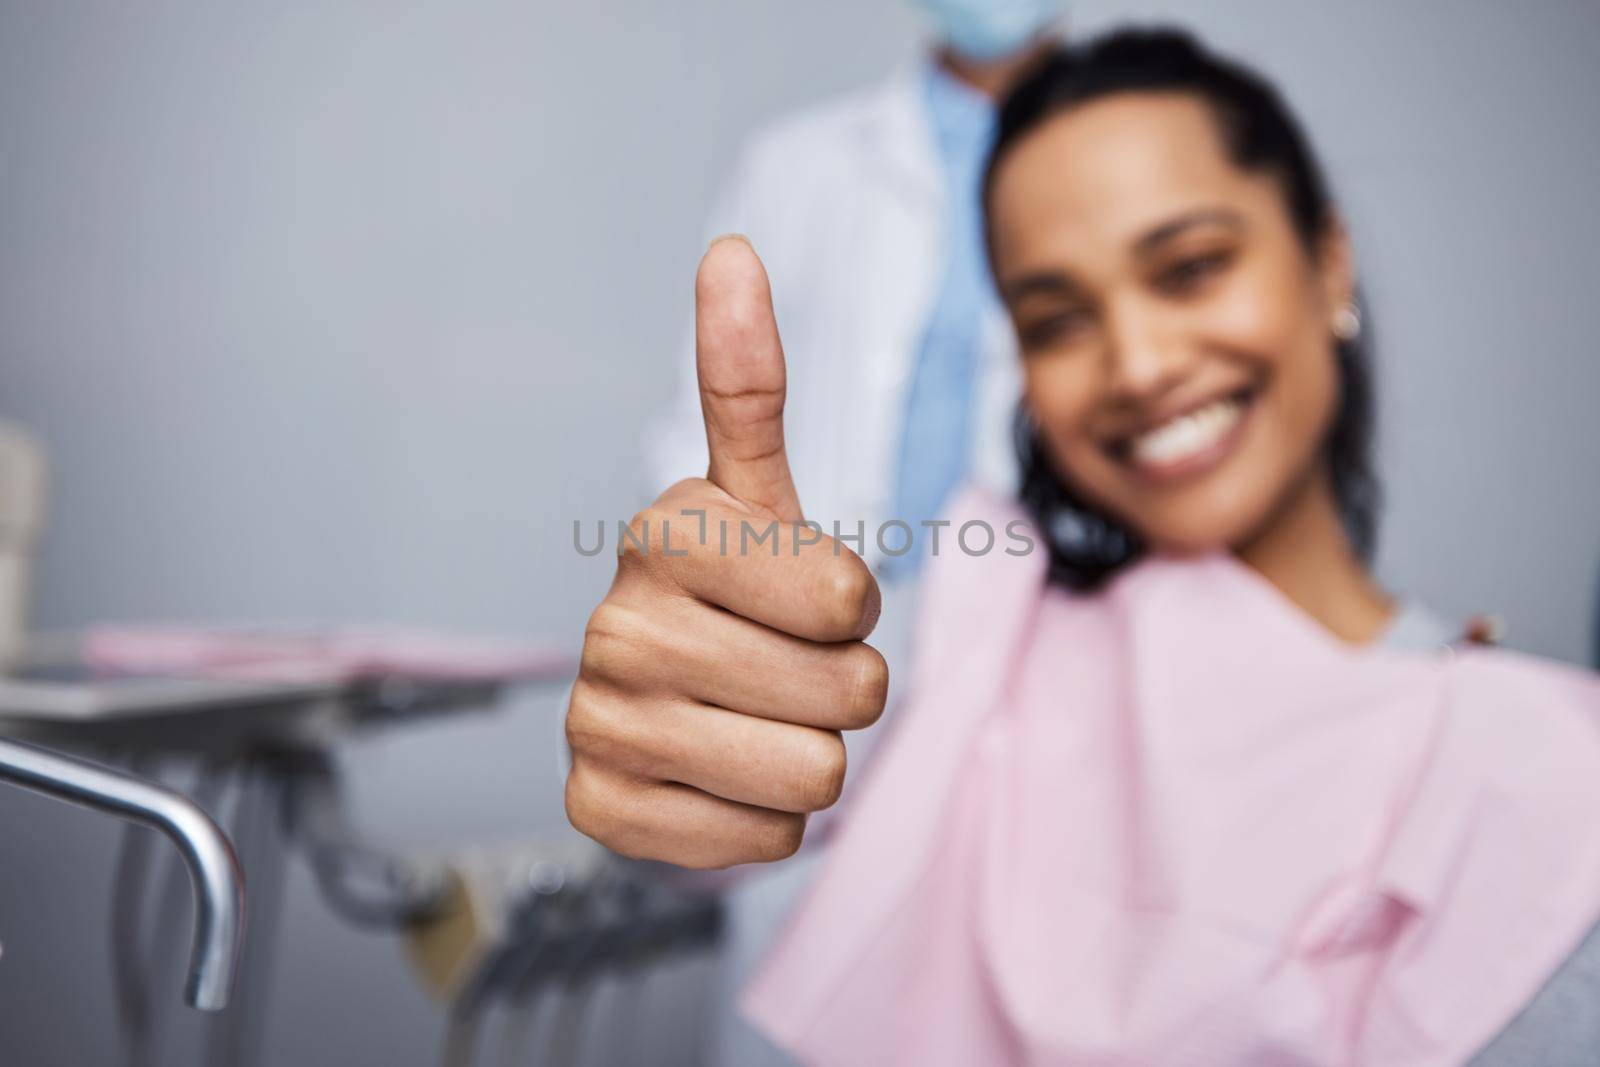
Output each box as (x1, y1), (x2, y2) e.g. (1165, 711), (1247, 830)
(564, 236), (889, 869)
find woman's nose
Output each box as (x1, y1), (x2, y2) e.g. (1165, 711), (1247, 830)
(1102, 300), (1191, 400)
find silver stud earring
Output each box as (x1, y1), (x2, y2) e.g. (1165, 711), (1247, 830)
(1332, 301), (1362, 342)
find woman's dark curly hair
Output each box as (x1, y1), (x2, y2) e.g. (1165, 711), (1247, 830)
(982, 28), (1380, 591)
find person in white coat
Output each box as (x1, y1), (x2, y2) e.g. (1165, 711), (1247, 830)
(641, 3), (1066, 1063)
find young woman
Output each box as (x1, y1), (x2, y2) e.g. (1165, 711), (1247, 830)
(565, 28), (1600, 1066)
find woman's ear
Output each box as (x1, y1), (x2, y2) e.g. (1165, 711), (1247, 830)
(1316, 217), (1356, 319)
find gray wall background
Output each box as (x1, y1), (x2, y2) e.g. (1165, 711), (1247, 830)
(1, 1), (1597, 1064)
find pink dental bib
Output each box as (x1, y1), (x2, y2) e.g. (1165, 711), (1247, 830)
(742, 487), (1600, 1066)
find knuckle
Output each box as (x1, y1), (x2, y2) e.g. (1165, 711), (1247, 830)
(580, 601), (648, 682)
(583, 600), (632, 644)
(565, 760), (660, 862)
(563, 759), (613, 845)
(617, 505), (672, 568)
(563, 682), (605, 755)
(564, 683), (645, 769)
(814, 556), (877, 640)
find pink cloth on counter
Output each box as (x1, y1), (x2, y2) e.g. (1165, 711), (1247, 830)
(82, 624), (575, 684)
(741, 487), (1600, 1066)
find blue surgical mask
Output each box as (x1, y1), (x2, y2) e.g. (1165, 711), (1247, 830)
(907, 0), (1065, 62)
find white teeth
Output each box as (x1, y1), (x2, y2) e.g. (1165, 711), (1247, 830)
(1128, 396), (1243, 467)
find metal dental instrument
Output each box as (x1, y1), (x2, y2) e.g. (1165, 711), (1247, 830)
(0, 736), (246, 1011)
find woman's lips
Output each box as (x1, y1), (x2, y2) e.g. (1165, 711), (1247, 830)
(1107, 388), (1256, 485)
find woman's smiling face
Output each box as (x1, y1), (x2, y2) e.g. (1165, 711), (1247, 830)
(988, 91), (1355, 553)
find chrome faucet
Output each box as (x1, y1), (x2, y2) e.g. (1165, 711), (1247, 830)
(0, 737), (245, 1010)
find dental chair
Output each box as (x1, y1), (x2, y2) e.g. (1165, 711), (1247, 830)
(0, 420), (246, 1012)
(0, 415), (246, 1011)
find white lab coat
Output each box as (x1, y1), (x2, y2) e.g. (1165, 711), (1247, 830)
(646, 64), (1020, 558)
(642, 66), (1023, 1067)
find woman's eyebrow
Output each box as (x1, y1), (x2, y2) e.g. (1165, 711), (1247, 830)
(1133, 207), (1246, 256)
(999, 271), (1085, 304)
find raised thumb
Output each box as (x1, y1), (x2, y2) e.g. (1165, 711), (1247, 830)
(694, 235), (804, 523)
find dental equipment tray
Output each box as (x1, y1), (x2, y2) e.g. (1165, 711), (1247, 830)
(0, 633), (510, 753)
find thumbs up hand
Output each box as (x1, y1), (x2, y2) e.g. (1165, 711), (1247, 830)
(564, 237), (887, 869)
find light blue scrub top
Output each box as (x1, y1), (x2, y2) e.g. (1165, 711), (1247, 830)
(885, 63), (1001, 577)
